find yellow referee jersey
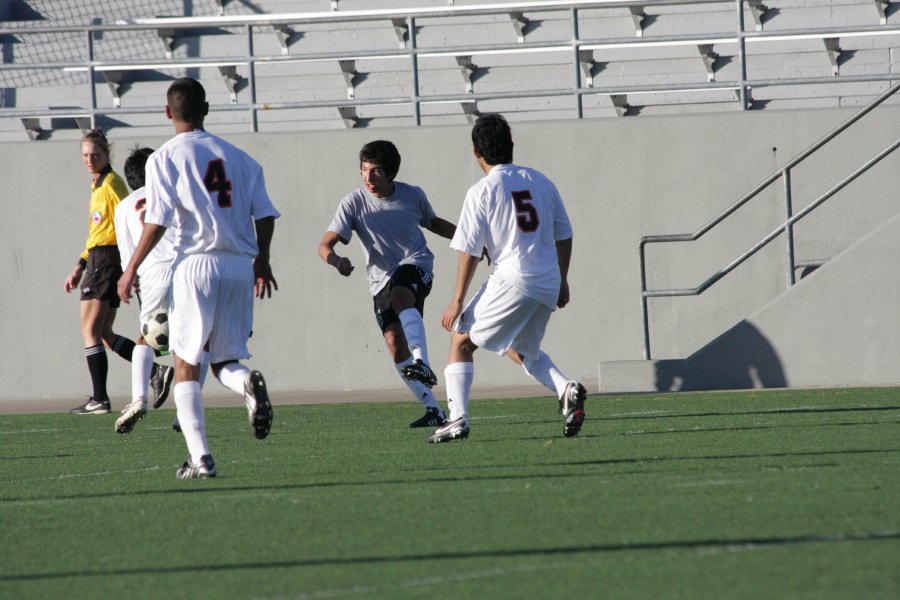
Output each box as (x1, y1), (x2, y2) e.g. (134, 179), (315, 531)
(80, 166), (129, 260)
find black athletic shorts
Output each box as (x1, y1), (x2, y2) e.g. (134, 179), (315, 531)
(81, 245), (123, 308)
(373, 264), (433, 333)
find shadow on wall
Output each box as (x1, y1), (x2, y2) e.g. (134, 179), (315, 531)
(654, 321), (787, 391)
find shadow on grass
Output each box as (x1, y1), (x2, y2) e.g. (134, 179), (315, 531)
(0, 453), (75, 461)
(2, 531), (898, 582)
(2, 448), (896, 504)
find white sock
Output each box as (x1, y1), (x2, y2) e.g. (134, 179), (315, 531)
(522, 351), (569, 397)
(131, 344), (155, 402)
(216, 362), (250, 395)
(399, 308), (430, 365)
(198, 351), (211, 389)
(396, 356), (441, 413)
(173, 381), (209, 463)
(444, 362), (474, 422)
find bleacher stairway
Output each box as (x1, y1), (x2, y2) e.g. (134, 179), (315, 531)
(600, 206), (900, 392)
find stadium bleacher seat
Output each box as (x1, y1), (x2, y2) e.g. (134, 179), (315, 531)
(1, 0), (899, 141)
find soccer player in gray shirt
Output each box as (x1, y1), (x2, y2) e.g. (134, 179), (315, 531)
(318, 140), (456, 428)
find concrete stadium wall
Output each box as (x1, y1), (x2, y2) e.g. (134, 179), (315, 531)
(2, 102), (900, 403)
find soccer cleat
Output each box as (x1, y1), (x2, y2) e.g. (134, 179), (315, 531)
(175, 454), (217, 479)
(400, 359), (438, 387)
(409, 406), (446, 428)
(560, 381), (587, 437)
(244, 370), (273, 440)
(425, 416), (470, 443)
(149, 363), (175, 409)
(69, 397), (111, 415)
(115, 399), (147, 434)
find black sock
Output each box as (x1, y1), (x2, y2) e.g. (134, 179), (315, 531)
(85, 345), (108, 402)
(111, 335), (135, 362)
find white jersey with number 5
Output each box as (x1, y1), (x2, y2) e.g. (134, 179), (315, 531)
(451, 163), (573, 308)
(144, 129), (280, 258)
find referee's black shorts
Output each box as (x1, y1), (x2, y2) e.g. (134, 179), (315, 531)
(80, 245), (123, 308)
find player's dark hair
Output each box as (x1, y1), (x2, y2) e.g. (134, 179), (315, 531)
(81, 128), (110, 155)
(124, 146), (154, 191)
(359, 140), (401, 180)
(167, 77), (207, 125)
(472, 113), (513, 165)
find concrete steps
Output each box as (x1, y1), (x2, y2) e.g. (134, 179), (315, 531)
(599, 207), (900, 393)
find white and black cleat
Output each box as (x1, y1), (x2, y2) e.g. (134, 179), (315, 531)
(425, 416), (470, 443)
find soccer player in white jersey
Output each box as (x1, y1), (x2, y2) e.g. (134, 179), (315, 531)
(427, 113), (587, 443)
(318, 140), (457, 428)
(113, 146), (212, 435)
(112, 147), (173, 434)
(118, 78), (280, 479)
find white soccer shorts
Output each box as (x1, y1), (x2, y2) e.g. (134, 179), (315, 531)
(137, 265), (174, 323)
(455, 275), (552, 364)
(170, 253), (254, 366)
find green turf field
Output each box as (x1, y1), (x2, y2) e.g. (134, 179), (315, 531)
(1, 387), (898, 599)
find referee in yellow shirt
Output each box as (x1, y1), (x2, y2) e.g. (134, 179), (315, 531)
(64, 129), (171, 414)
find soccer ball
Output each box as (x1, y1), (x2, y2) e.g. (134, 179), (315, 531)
(141, 309), (169, 353)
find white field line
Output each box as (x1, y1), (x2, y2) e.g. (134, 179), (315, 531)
(671, 479), (745, 488)
(0, 428), (66, 435)
(255, 561), (596, 600)
(0, 465), (163, 489)
(608, 410), (669, 418)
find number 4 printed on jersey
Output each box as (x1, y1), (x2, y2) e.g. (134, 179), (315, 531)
(512, 190), (539, 232)
(204, 159), (233, 207)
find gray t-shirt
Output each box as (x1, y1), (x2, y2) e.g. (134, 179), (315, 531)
(328, 181), (437, 296)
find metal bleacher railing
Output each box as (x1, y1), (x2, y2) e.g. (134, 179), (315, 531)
(2, 0), (900, 139)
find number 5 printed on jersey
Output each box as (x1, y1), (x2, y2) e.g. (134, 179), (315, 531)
(512, 190), (539, 232)
(204, 159), (233, 207)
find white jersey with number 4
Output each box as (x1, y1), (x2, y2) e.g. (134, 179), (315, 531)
(144, 129), (280, 259)
(451, 163), (573, 309)
(114, 186), (177, 277)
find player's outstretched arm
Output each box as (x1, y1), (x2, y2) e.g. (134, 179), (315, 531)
(317, 230), (354, 277)
(254, 216), (278, 299)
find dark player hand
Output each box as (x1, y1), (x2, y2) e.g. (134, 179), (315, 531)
(337, 256), (354, 277)
(557, 280), (570, 309)
(254, 260), (278, 299)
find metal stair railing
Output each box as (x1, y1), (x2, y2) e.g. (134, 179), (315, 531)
(638, 79), (900, 360)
